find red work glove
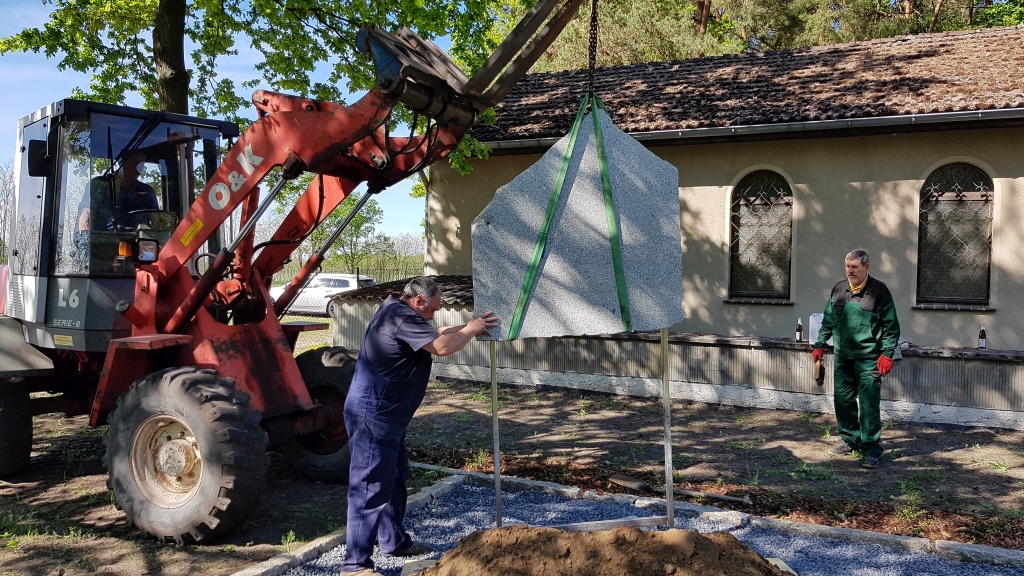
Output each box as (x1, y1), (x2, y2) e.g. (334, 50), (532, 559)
(877, 354), (893, 377)
(811, 348), (824, 363)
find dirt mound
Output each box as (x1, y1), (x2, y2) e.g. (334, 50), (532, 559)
(420, 525), (785, 576)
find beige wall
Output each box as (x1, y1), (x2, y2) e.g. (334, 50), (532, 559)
(426, 127), (1024, 349)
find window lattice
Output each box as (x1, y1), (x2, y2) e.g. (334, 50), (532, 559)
(917, 163), (993, 304)
(729, 171), (793, 299)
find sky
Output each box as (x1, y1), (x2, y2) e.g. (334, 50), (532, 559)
(0, 0), (427, 238)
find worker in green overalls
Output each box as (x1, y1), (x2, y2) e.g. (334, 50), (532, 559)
(812, 249), (900, 469)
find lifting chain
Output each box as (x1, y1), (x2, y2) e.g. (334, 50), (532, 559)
(587, 0), (599, 96)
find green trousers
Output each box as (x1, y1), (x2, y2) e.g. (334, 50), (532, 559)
(833, 356), (883, 458)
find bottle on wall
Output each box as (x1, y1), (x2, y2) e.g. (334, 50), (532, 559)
(979, 324), (987, 349)
(796, 318), (804, 341)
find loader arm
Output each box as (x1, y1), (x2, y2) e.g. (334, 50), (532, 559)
(103, 0), (584, 423)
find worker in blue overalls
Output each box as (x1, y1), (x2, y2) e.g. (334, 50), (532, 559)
(341, 276), (499, 575)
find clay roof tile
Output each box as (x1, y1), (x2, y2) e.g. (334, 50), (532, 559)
(473, 26), (1024, 142)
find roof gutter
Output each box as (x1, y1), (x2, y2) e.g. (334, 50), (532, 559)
(482, 107), (1024, 150)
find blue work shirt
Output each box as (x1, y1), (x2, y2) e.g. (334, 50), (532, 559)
(346, 296), (440, 428)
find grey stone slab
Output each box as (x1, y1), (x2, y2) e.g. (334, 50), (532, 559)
(229, 529), (346, 576)
(472, 109), (683, 340)
(699, 510), (751, 528)
(933, 539), (1024, 566)
(400, 558), (439, 575)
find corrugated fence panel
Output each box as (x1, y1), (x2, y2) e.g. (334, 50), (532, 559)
(333, 302), (378, 350)
(333, 301), (1024, 411)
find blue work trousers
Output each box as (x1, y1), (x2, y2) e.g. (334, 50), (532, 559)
(341, 414), (413, 571)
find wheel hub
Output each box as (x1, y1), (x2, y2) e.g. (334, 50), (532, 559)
(131, 417), (203, 507)
(157, 439), (198, 477)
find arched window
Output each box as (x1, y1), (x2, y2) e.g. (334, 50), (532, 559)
(729, 170), (793, 300)
(917, 163), (993, 304)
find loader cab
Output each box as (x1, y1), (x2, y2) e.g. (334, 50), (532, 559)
(7, 100), (239, 351)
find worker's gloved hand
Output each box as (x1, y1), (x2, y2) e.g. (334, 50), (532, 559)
(811, 348), (824, 363)
(877, 354), (893, 376)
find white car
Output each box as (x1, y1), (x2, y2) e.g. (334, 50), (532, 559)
(270, 273), (376, 316)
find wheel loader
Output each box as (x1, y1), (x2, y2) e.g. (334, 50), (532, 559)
(0, 0), (583, 544)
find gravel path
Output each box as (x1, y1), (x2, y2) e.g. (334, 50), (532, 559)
(287, 482), (1024, 576)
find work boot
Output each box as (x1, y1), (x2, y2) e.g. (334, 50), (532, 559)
(383, 542), (433, 558)
(830, 442), (854, 456)
(861, 456), (880, 469)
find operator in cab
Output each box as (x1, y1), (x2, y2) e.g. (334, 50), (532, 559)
(77, 149), (159, 232)
(341, 277), (498, 576)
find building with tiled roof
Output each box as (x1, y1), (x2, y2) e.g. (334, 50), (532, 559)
(472, 25), (1024, 146)
(422, 25), (1024, 349)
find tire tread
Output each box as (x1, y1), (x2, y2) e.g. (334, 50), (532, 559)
(104, 367), (268, 544)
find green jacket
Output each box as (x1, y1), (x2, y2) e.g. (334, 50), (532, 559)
(815, 276), (900, 360)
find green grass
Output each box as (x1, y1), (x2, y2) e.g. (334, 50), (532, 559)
(791, 463), (841, 483)
(898, 479), (920, 494)
(725, 441), (755, 450)
(798, 412), (818, 423)
(894, 505), (927, 523)
(280, 530), (299, 553)
(990, 461), (1009, 473)
(469, 449), (490, 469)
(908, 471), (947, 483)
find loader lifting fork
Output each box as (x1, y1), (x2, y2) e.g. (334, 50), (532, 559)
(0, 0), (584, 544)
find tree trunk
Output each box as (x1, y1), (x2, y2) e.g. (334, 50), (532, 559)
(153, 0), (190, 113)
(929, 0), (945, 31)
(696, 0), (712, 35)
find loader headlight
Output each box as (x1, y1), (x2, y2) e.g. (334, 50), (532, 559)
(137, 239), (159, 263)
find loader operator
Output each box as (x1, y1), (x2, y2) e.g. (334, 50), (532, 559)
(812, 249), (900, 470)
(77, 150), (159, 232)
(342, 276), (498, 575)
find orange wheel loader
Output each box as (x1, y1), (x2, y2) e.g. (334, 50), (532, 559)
(0, 0), (583, 544)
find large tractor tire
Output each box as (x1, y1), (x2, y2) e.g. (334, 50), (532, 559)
(104, 367), (269, 544)
(0, 379), (32, 477)
(282, 346), (357, 483)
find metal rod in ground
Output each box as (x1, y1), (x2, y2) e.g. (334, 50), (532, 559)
(490, 339), (502, 528)
(661, 327), (674, 527)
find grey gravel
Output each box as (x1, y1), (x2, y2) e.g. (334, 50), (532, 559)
(472, 108), (683, 340)
(288, 483), (1024, 576)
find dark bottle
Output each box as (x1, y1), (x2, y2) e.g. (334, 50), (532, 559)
(796, 318), (804, 341)
(979, 324), (987, 349)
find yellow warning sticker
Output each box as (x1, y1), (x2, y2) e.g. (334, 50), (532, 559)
(53, 334), (74, 347)
(181, 218), (204, 247)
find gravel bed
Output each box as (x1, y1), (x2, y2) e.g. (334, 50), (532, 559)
(287, 483), (1024, 576)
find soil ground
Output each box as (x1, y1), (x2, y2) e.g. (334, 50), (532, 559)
(2, 379), (1022, 576)
(420, 525), (784, 576)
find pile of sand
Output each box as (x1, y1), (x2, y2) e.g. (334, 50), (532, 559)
(420, 525), (785, 576)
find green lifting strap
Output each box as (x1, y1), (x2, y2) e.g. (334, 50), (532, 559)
(592, 96), (632, 332)
(506, 94), (633, 339)
(507, 94), (592, 340)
